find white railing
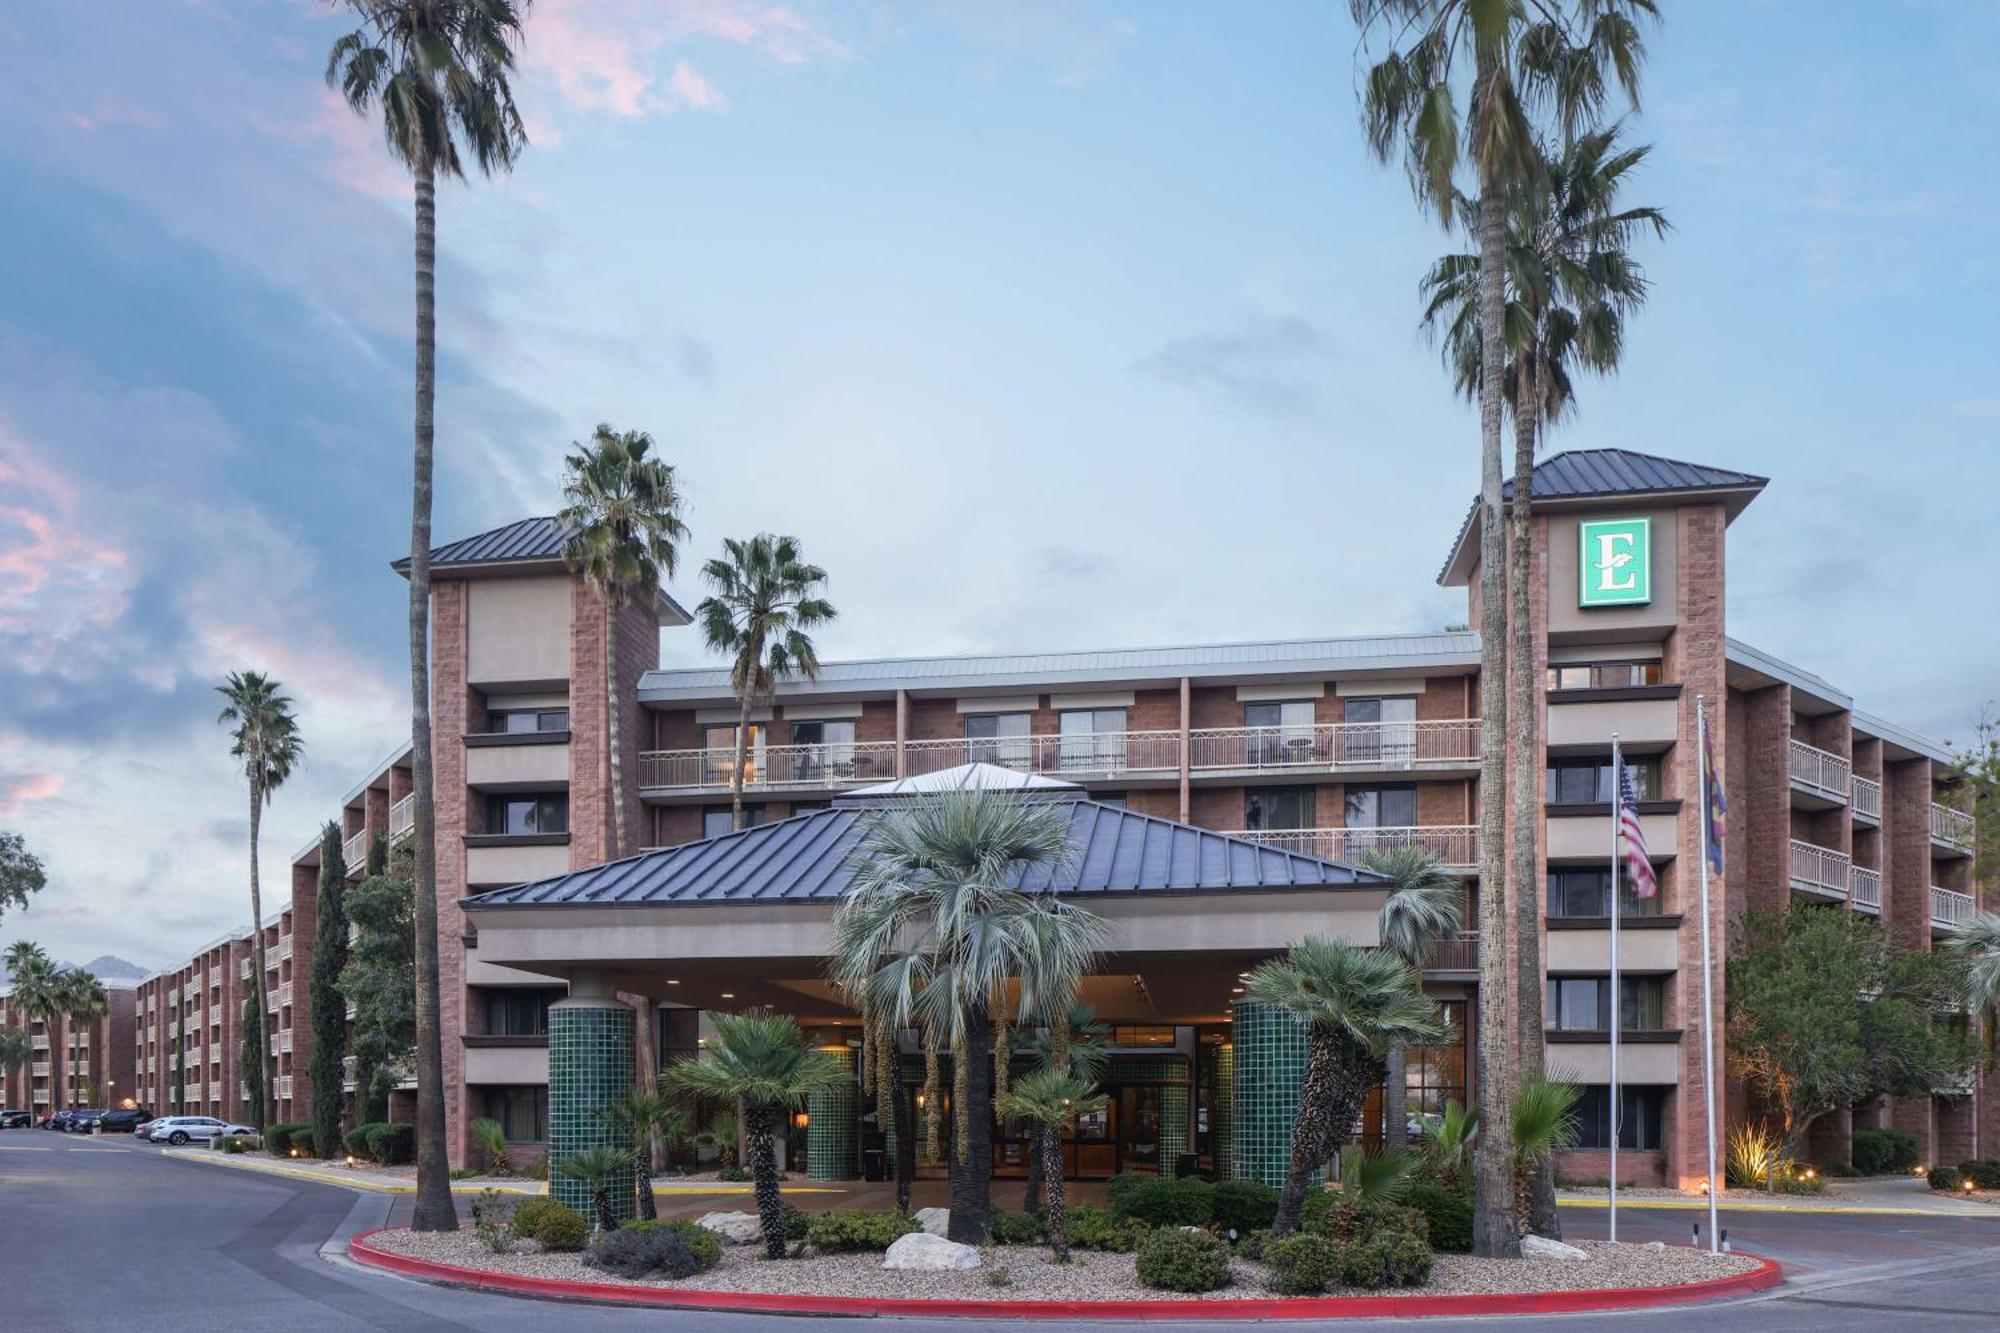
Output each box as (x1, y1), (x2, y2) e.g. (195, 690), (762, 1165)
(186, 1081), (205, 1102)
(1850, 775), (1882, 822)
(342, 827), (368, 870)
(276, 1075), (294, 1100)
(1788, 838), (1850, 900)
(1932, 804), (1975, 853)
(182, 981), (199, 1000)
(206, 967), (220, 988)
(389, 793), (415, 843)
(270, 1030), (293, 1056)
(1932, 885), (1975, 931)
(277, 937), (293, 962)
(1850, 865), (1883, 912)
(167, 1021), (180, 1038)
(30, 1034), (48, 1051)
(1188, 719), (1480, 773)
(31, 1062), (49, 1077)
(639, 740), (904, 791)
(240, 958), (252, 980)
(1229, 824), (1479, 869)
(1787, 739), (1851, 803)
(909, 731), (1182, 779)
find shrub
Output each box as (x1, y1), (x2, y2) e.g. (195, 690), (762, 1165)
(1067, 1202), (1145, 1253)
(1403, 1181), (1473, 1255)
(1929, 1166), (1962, 1191)
(525, 1157), (549, 1181)
(1326, 1197), (1428, 1249)
(1726, 1124), (1784, 1189)
(512, 1196), (590, 1251)
(1114, 1175), (1213, 1228)
(1264, 1232), (1341, 1295)
(782, 1200), (809, 1241)
(1233, 1228), (1270, 1260)
(470, 1190), (513, 1254)
(716, 1164), (750, 1182)
(1105, 1171), (1151, 1212)
(586, 1220), (720, 1279)
(344, 1122), (385, 1161)
(1852, 1128), (1921, 1176)
(264, 1123), (313, 1157)
(365, 1123), (415, 1166)
(1298, 1187), (1337, 1234)
(1134, 1227), (1231, 1293)
(804, 1209), (920, 1253)
(219, 1135), (251, 1155)
(1339, 1230), (1433, 1289)
(1961, 1160), (2000, 1191)
(1210, 1179), (1279, 1236)
(988, 1209), (1050, 1245)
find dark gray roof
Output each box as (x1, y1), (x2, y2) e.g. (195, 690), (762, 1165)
(391, 516), (567, 573)
(465, 798), (1386, 909)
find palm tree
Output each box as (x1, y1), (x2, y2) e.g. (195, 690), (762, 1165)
(558, 424), (689, 860)
(996, 1067), (1106, 1264)
(663, 1010), (846, 1259)
(326, 0), (531, 1235)
(829, 788), (1100, 1245)
(1418, 1099), (1479, 1193)
(0, 1025), (29, 1082)
(556, 1145), (631, 1237)
(216, 670), (303, 1132)
(696, 535), (836, 831)
(1350, 0), (1654, 1258)
(468, 1116), (511, 1176)
(1245, 935), (1446, 1238)
(5, 944), (60, 1110)
(1017, 1002), (1109, 1215)
(598, 1089), (691, 1221)
(56, 971), (106, 1109)
(1948, 911), (2000, 1021)
(1510, 1075), (1581, 1232)
(1365, 844), (1465, 1151)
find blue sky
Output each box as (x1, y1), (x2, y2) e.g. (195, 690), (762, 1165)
(0, 1), (1994, 969)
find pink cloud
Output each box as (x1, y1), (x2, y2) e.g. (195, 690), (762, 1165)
(0, 424), (134, 675)
(0, 771), (62, 818)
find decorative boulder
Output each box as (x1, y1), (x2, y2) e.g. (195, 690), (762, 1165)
(913, 1206), (952, 1237)
(696, 1211), (764, 1245)
(1521, 1235), (1591, 1261)
(883, 1232), (981, 1271)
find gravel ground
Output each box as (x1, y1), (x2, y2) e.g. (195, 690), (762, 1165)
(368, 1230), (1760, 1303)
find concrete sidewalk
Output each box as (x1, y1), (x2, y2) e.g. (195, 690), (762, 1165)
(1558, 1175), (2000, 1218)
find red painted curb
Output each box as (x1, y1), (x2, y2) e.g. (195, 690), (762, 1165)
(346, 1228), (1784, 1320)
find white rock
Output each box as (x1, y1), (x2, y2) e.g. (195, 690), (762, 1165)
(913, 1206), (952, 1237)
(882, 1232), (981, 1271)
(695, 1211), (763, 1245)
(1521, 1235), (1591, 1261)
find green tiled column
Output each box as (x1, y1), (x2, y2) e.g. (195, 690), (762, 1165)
(1212, 1044), (1235, 1180)
(548, 996), (634, 1220)
(1158, 1083), (1192, 1172)
(1231, 999), (1317, 1189)
(807, 1046), (858, 1181)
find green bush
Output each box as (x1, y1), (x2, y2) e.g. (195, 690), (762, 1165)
(988, 1209), (1050, 1245)
(1265, 1232), (1341, 1295)
(263, 1123), (313, 1157)
(1114, 1175), (1213, 1228)
(1067, 1202), (1146, 1253)
(1210, 1179), (1279, 1236)
(804, 1209), (920, 1253)
(512, 1196), (590, 1251)
(1134, 1227), (1232, 1293)
(344, 1122), (385, 1161)
(1403, 1181), (1473, 1254)
(1298, 1187), (1337, 1234)
(365, 1123), (415, 1166)
(219, 1135), (252, 1155)
(782, 1200), (809, 1241)
(1105, 1171), (1151, 1211)
(586, 1221), (720, 1279)
(1233, 1228), (1271, 1260)
(716, 1164), (750, 1182)
(1338, 1230), (1433, 1289)
(1852, 1128), (1921, 1176)
(1962, 1160), (2000, 1191)
(1929, 1166), (1962, 1191)
(1327, 1197), (1428, 1249)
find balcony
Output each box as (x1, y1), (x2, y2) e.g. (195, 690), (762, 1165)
(30, 1034), (48, 1051)
(1850, 775), (1881, 824)
(267, 982), (293, 1013)
(1187, 720), (1480, 777)
(389, 793), (415, 844)
(1422, 930), (1481, 974)
(206, 967), (220, 988)
(187, 1081), (205, 1101)
(1788, 739), (1851, 808)
(639, 740), (903, 794)
(277, 1075), (294, 1100)
(1932, 804), (1975, 856)
(342, 826), (369, 870)
(270, 1030), (293, 1056)
(1229, 824), (1478, 871)
(31, 1062), (49, 1077)
(1850, 865), (1883, 915)
(240, 958), (252, 980)
(181, 981), (199, 1000)
(1932, 885), (1974, 933)
(277, 936), (293, 963)
(1788, 838), (1850, 902)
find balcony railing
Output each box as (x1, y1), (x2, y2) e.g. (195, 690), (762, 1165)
(1932, 885), (1974, 931)
(1229, 824), (1479, 869)
(270, 1030), (293, 1056)
(1788, 838), (1850, 901)
(1788, 739), (1851, 804)
(389, 792), (415, 843)
(31, 1062), (49, 1077)
(342, 826), (368, 870)
(640, 740), (903, 792)
(240, 958), (252, 980)
(1850, 865), (1883, 913)
(1850, 775), (1882, 822)
(908, 733), (1183, 780)
(206, 967), (220, 988)
(1423, 930), (1481, 973)
(1932, 804), (1975, 854)
(1188, 719), (1481, 773)
(277, 937), (293, 963)
(186, 1081), (205, 1101)
(276, 1075), (294, 1100)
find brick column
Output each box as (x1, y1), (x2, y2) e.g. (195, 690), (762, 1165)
(548, 988), (635, 1220)
(1885, 756), (1936, 1160)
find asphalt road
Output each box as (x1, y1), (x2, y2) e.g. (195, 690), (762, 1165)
(5, 1133), (2000, 1331)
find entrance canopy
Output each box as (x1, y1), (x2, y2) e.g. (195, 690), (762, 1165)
(463, 764), (1391, 1022)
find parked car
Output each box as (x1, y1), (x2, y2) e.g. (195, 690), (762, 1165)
(1, 1109), (31, 1129)
(55, 1109), (107, 1133)
(81, 1108), (154, 1134)
(144, 1116), (256, 1146)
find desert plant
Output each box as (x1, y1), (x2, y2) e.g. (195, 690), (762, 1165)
(1417, 1099), (1479, 1192)
(557, 1146), (632, 1236)
(1364, 843), (1465, 1150)
(995, 1066), (1107, 1262)
(468, 1117), (511, 1176)
(598, 1090), (689, 1220)
(470, 1189), (513, 1254)
(585, 1221), (718, 1280)
(1340, 1147), (1418, 1204)
(1510, 1076), (1581, 1233)
(1726, 1124), (1784, 1191)
(1265, 1232), (1342, 1295)
(804, 1209), (920, 1253)
(1135, 1227), (1232, 1293)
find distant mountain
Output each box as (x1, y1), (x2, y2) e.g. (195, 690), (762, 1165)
(0, 954), (150, 988)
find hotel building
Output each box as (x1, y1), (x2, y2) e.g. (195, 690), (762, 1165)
(0, 982), (136, 1118)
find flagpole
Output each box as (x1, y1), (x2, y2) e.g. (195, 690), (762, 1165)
(1696, 698), (1721, 1253)
(1609, 732), (1622, 1243)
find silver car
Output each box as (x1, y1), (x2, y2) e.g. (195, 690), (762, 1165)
(145, 1116), (256, 1146)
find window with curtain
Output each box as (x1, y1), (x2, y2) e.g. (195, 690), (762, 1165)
(1546, 757), (1661, 804)
(484, 793), (569, 836)
(480, 1086), (549, 1142)
(1546, 867), (1665, 918)
(1057, 708), (1127, 770)
(485, 988), (562, 1037)
(1344, 785), (1417, 829)
(1344, 696), (1418, 763)
(1547, 661), (1664, 690)
(963, 712), (1032, 767)
(1570, 1085), (1667, 1150)
(703, 723), (764, 785)
(1243, 700), (1316, 764)
(1545, 976), (1666, 1031)
(1244, 786), (1316, 831)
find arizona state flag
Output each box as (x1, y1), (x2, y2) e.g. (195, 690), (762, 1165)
(1702, 720), (1727, 877)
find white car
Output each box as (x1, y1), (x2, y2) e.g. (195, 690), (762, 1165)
(145, 1116), (256, 1146)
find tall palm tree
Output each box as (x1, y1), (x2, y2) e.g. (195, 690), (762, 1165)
(217, 670), (303, 1132)
(1017, 1001), (1109, 1215)
(829, 788), (1099, 1245)
(1365, 845), (1465, 1151)
(0, 1025), (29, 1083)
(4, 943), (57, 1106)
(1948, 911), (2000, 1019)
(1245, 935), (1446, 1238)
(663, 1010), (847, 1259)
(598, 1089), (691, 1222)
(997, 1067), (1106, 1264)
(558, 424), (690, 860)
(1350, 0), (1654, 1257)
(56, 971), (106, 1108)
(326, 0), (531, 1234)
(696, 535), (836, 831)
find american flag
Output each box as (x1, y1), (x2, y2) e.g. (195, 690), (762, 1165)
(1618, 759), (1658, 899)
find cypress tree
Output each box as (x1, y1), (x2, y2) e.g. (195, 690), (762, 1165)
(238, 990), (260, 1123)
(309, 822), (351, 1156)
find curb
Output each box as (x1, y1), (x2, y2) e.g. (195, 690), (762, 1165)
(1557, 1196), (1988, 1218)
(164, 1151), (546, 1196)
(347, 1228), (1784, 1321)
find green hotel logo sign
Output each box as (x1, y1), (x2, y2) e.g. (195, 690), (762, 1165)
(1578, 517), (1651, 607)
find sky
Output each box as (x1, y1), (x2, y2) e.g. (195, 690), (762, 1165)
(0, 1), (1994, 972)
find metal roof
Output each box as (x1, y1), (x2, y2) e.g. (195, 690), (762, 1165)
(640, 631), (1480, 702)
(466, 774), (1387, 910)
(389, 516), (691, 622)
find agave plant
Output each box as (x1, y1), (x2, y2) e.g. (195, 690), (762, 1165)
(468, 1117), (510, 1177)
(555, 1146), (631, 1236)
(1726, 1123), (1784, 1194)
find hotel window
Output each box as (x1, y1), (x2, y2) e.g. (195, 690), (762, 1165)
(1547, 661), (1664, 691)
(487, 706), (569, 734)
(1344, 785), (1417, 829)
(485, 793), (568, 836)
(1244, 700), (1316, 764)
(963, 712), (1032, 767)
(1110, 1026), (1178, 1047)
(485, 987), (562, 1037)
(1057, 708), (1127, 771)
(1545, 757), (1661, 804)
(1093, 792), (1127, 809)
(703, 723), (765, 785)
(1546, 976), (1666, 1032)
(1404, 1000), (1467, 1121)
(1546, 868), (1663, 919)
(480, 1086), (549, 1143)
(1245, 786), (1316, 832)
(788, 719), (856, 778)
(1344, 696), (1418, 763)
(1570, 1085), (1666, 1150)
(702, 805), (764, 839)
